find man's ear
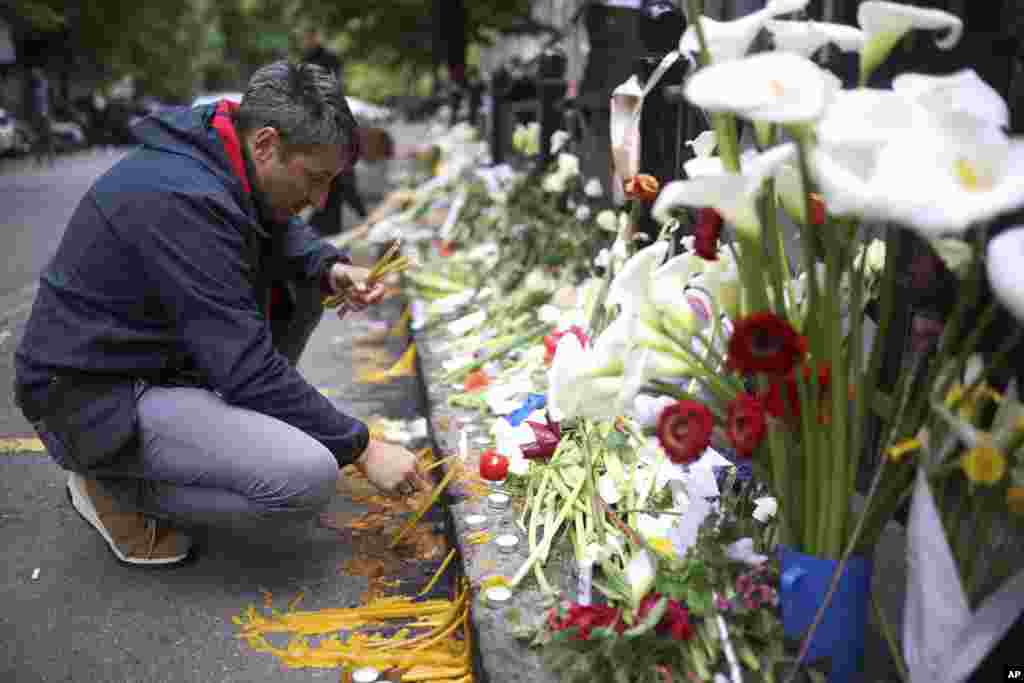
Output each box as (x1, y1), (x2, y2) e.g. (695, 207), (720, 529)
(249, 126), (282, 164)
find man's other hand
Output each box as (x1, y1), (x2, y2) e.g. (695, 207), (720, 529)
(355, 440), (430, 497)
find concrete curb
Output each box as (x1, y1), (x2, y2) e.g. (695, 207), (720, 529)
(413, 320), (567, 683)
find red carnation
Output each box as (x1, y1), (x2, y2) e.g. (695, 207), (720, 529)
(625, 174), (661, 202)
(725, 393), (767, 456)
(760, 361), (832, 423)
(726, 311), (807, 376)
(521, 419), (562, 461)
(543, 325), (590, 365)
(657, 400), (713, 465)
(694, 208), (722, 260)
(637, 592), (695, 641)
(560, 603), (625, 640)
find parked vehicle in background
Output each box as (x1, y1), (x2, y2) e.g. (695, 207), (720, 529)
(0, 108), (15, 155)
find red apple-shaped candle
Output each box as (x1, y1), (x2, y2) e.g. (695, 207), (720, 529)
(479, 450), (509, 482)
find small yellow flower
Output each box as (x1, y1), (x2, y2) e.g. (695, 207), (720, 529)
(944, 383), (1002, 422)
(1007, 488), (1024, 515)
(887, 438), (922, 463)
(648, 537), (676, 559)
(960, 443), (1007, 485)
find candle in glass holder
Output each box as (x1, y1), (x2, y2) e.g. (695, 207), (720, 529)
(487, 492), (510, 511)
(352, 667), (381, 683)
(479, 450), (509, 483)
(464, 513), (488, 531)
(495, 533), (520, 554)
(484, 585), (512, 607)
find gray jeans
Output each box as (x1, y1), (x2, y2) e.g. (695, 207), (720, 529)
(96, 277), (334, 527)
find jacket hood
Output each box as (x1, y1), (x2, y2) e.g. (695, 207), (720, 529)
(130, 104), (248, 202)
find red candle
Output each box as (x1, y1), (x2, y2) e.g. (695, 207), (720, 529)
(479, 450), (509, 482)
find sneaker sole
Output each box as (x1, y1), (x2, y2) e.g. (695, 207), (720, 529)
(66, 476), (191, 567)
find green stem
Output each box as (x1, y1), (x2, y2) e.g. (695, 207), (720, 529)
(871, 589), (909, 683)
(826, 222), (848, 559)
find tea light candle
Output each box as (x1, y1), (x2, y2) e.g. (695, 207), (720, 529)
(352, 667), (381, 683)
(464, 514), (488, 531)
(484, 585), (512, 607)
(495, 534), (520, 554)
(487, 492), (510, 510)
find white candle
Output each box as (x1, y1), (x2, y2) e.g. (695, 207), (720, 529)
(487, 492), (510, 510)
(464, 514), (488, 530)
(485, 586), (512, 606)
(577, 561), (594, 606)
(352, 667), (381, 682)
(495, 534), (520, 554)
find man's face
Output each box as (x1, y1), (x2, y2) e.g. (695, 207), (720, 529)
(248, 127), (344, 223)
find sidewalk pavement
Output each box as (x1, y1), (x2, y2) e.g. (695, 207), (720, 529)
(0, 251), (445, 683)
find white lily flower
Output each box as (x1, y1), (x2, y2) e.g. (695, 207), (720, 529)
(986, 226), (1024, 322)
(575, 204), (592, 222)
(596, 209), (618, 233)
(625, 550), (657, 606)
(892, 69), (1010, 131)
(654, 143), (796, 239)
(765, 19), (866, 57)
(669, 496), (715, 558)
(632, 395), (677, 429)
(547, 333), (628, 421)
(816, 88), (918, 151)
(685, 52), (836, 123)
(853, 238), (887, 277)
(607, 241), (670, 316)
(584, 178), (604, 198)
(679, 0), (810, 63)
(858, 1), (962, 77)
(550, 129), (570, 154)
(684, 131), (722, 177)
(725, 538), (769, 565)
(684, 461), (721, 499)
(610, 75), (643, 201)
(753, 496), (779, 522)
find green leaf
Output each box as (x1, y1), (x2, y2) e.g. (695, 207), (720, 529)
(623, 597), (667, 638)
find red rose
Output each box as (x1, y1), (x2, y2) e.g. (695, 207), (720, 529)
(726, 311), (807, 376)
(694, 208), (722, 260)
(543, 325), (590, 365)
(521, 419), (562, 461)
(725, 393), (767, 455)
(657, 400), (713, 465)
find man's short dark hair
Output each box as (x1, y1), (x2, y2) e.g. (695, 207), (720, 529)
(237, 60), (359, 164)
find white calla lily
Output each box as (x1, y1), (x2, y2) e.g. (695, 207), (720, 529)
(986, 227), (1024, 322)
(858, 1), (962, 78)
(547, 332), (628, 421)
(595, 209), (618, 233)
(765, 19), (866, 57)
(625, 550), (657, 606)
(653, 143), (797, 238)
(637, 513), (675, 542)
(679, 0), (811, 63)
(816, 88), (918, 150)
(632, 394), (678, 429)
(928, 237), (972, 278)
(685, 52), (837, 123)
(859, 124), (1024, 234)
(584, 178), (604, 198)
(610, 75), (643, 201)
(893, 69), (1010, 131)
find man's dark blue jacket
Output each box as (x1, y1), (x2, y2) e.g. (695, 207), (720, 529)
(14, 103), (369, 466)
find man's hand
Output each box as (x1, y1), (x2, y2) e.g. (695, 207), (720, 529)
(328, 263), (386, 317)
(355, 440), (431, 497)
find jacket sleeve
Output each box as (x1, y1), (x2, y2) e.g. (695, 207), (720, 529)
(279, 216), (351, 282)
(131, 191), (368, 467)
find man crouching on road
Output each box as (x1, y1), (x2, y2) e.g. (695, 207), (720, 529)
(12, 60), (428, 566)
